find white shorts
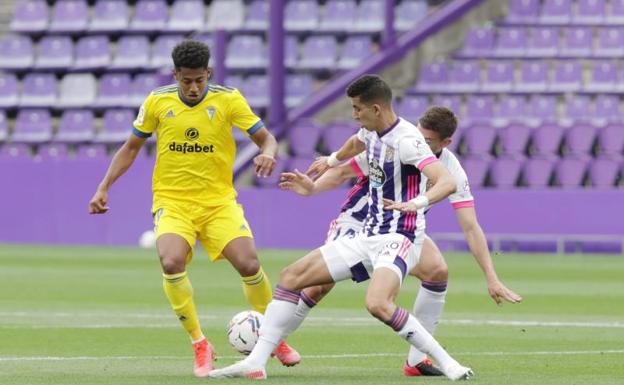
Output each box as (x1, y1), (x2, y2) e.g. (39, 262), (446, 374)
(325, 217), (364, 244)
(320, 232), (423, 284)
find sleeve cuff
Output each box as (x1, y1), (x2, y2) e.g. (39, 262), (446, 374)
(246, 120), (265, 135)
(417, 156), (438, 171)
(452, 200), (475, 209)
(133, 127), (152, 138)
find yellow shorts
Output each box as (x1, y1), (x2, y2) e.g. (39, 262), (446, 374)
(153, 200), (254, 262)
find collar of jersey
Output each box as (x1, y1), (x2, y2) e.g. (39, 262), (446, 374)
(377, 117), (400, 138)
(178, 85), (209, 107)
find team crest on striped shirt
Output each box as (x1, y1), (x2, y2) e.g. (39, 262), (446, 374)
(384, 147), (395, 162)
(206, 106), (216, 120)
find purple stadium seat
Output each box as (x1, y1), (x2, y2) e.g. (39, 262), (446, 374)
(54, 109), (95, 143)
(225, 35), (266, 69)
(593, 95), (620, 123)
(242, 75), (268, 108)
(97, 73), (131, 108)
(285, 0), (319, 31)
(76, 143), (107, 159)
(287, 156), (317, 175)
(540, 0), (572, 24)
(0, 35), (34, 70)
(224, 75), (244, 91)
(10, 0), (48, 34)
(499, 123), (532, 156)
(597, 124), (624, 156)
(111, 35), (150, 70)
(207, 0), (245, 31)
(73, 35), (111, 71)
(49, 0), (88, 34)
(58, 73), (97, 108)
(461, 156), (490, 187)
(167, 0), (204, 32)
(505, 0), (539, 23)
(549, 60), (581, 92)
(495, 27), (527, 57)
(283, 35), (299, 68)
(573, 0), (605, 24)
(607, 0), (624, 24)
(554, 156), (588, 188)
(415, 61), (449, 93)
(35, 35), (73, 70)
(95, 109), (135, 143)
(564, 123), (598, 156)
(458, 26), (494, 58)
(245, 0), (269, 30)
(285, 74), (314, 108)
(288, 119), (322, 156)
(531, 123), (564, 157)
(594, 27), (624, 57)
(396, 95), (429, 123)
(584, 61), (618, 92)
(0, 73), (19, 109)
(528, 95), (558, 124)
(527, 27), (558, 57)
(151, 35), (185, 69)
(431, 95), (462, 118)
(38, 143), (69, 160)
(20, 73), (57, 108)
(588, 157), (620, 188)
(559, 27), (593, 57)
(0, 110), (7, 142)
(319, 0), (357, 31)
(0, 143), (33, 159)
(89, 0), (129, 33)
(12, 109), (53, 143)
(131, 73), (160, 107)
(465, 95), (494, 123)
(515, 61), (549, 92)
(449, 60), (480, 92)
(355, 0), (384, 32)
(562, 95), (593, 123)
(323, 122), (357, 152)
(481, 60), (513, 92)
(462, 124), (496, 157)
(394, 0), (428, 31)
(130, 0), (167, 33)
(489, 156), (523, 188)
(338, 36), (374, 70)
(298, 36), (338, 70)
(522, 157), (555, 188)
(494, 95), (528, 126)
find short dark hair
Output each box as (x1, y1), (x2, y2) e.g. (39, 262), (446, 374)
(419, 106), (458, 139)
(346, 74), (393, 105)
(172, 40), (211, 69)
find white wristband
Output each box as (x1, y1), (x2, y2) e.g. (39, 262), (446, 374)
(409, 195), (429, 209)
(326, 152), (341, 167)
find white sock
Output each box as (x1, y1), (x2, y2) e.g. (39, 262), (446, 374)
(283, 297), (313, 336)
(245, 286), (300, 368)
(407, 284), (447, 366)
(395, 310), (460, 373)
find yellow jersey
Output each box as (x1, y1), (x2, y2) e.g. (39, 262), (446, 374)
(133, 84), (264, 210)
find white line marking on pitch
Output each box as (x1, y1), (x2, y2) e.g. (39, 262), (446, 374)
(1, 350), (624, 362)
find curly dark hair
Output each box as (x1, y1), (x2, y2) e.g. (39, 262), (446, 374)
(346, 74), (393, 105)
(171, 40), (211, 69)
(419, 106), (458, 140)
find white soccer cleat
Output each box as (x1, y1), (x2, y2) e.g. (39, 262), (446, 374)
(209, 360), (267, 380)
(443, 364), (474, 381)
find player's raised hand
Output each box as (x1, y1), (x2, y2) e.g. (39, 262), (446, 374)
(487, 279), (523, 306)
(306, 156), (329, 181)
(382, 198), (419, 213)
(88, 189), (110, 214)
(254, 154), (276, 178)
(279, 169), (315, 196)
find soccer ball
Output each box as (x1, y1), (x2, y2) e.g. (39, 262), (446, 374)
(138, 230), (156, 248)
(227, 310), (263, 355)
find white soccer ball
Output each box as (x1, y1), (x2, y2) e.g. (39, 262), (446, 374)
(138, 230), (156, 248)
(227, 310), (263, 355)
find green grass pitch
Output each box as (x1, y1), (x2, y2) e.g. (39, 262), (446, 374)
(1, 244), (623, 385)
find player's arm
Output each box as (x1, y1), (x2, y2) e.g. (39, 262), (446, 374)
(249, 127), (277, 178)
(455, 207), (523, 305)
(306, 134), (366, 180)
(88, 134), (146, 214)
(280, 161), (357, 196)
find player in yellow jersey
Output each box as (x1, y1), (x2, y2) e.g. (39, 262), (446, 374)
(88, 40), (300, 377)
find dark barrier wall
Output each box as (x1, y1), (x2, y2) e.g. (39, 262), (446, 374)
(0, 157), (622, 248)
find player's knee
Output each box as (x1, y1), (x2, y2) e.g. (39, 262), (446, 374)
(420, 260), (449, 282)
(365, 296), (393, 321)
(159, 254), (185, 275)
(237, 256), (260, 277)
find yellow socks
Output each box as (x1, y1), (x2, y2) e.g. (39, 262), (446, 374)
(163, 271), (204, 342)
(241, 267), (272, 314)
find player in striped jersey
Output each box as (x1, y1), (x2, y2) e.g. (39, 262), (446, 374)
(210, 75), (472, 380)
(279, 106), (522, 377)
